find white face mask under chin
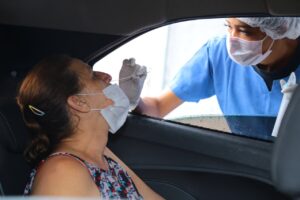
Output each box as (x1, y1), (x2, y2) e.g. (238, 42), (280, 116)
(79, 84), (130, 134)
(100, 84), (130, 134)
(226, 34), (274, 66)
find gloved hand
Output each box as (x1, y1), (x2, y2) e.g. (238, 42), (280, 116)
(119, 58), (147, 110)
(272, 72), (298, 137)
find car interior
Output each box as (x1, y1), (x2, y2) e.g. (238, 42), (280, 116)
(1, 0), (300, 199)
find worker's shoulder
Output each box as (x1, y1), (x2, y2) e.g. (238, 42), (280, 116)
(206, 35), (226, 47)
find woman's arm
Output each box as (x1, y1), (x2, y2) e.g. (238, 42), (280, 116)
(104, 147), (165, 200)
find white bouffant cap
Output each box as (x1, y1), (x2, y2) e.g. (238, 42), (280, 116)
(237, 17), (300, 40)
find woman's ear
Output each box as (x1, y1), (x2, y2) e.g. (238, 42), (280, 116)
(67, 95), (90, 113)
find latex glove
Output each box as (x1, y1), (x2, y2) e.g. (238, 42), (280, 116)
(272, 72), (298, 137)
(119, 58), (147, 110)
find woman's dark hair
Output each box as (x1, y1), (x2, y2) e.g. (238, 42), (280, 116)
(17, 55), (83, 165)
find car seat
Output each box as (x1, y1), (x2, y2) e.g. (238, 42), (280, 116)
(0, 97), (30, 195)
(272, 85), (300, 200)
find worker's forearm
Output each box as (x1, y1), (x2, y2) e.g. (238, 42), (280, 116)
(133, 97), (163, 118)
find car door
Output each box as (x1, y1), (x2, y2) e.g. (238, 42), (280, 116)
(106, 113), (288, 200)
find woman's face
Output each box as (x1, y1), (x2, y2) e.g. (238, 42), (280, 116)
(71, 59), (113, 110)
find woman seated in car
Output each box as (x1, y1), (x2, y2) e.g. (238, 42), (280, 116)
(17, 55), (163, 199)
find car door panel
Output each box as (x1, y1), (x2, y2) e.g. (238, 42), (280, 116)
(108, 114), (289, 200)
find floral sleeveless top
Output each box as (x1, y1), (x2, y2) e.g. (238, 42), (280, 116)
(24, 152), (143, 199)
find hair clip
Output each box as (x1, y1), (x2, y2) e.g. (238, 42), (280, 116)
(28, 105), (45, 116)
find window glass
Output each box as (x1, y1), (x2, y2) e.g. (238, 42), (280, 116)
(93, 18), (276, 141)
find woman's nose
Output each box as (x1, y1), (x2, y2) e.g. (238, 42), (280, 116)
(95, 72), (112, 83)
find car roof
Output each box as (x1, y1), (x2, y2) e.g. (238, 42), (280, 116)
(1, 0), (299, 35)
(0, 0), (299, 71)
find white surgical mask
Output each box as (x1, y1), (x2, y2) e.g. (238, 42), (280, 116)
(226, 34), (274, 66)
(100, 84), (130, 133)
(77, 84), (130, 134)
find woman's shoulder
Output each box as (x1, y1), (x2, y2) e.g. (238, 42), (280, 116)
(31, 153), (98, 196)
(41, 153), (87, 172)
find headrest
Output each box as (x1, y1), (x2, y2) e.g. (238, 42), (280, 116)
(272, 85), (300, 197)
(0, 99), (29, 153)
(0, 70), (27, 102)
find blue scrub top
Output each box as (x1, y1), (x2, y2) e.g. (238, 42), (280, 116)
(170, 36), (300, 139)
(171, 36), (300, 117)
